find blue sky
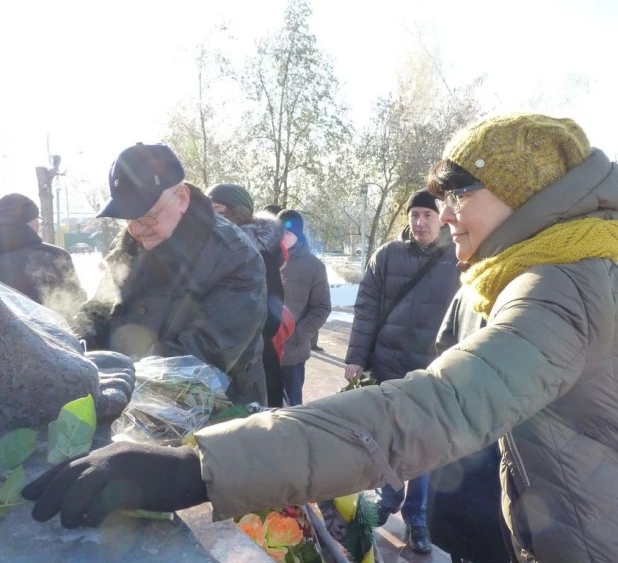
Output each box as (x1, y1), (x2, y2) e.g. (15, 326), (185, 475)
(1, 0), (616, 206)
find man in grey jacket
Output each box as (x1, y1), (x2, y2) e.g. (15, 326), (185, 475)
(345, 188), (459, 553)
(277, 209), (331, 405)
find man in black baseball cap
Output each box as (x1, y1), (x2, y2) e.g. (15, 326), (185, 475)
(77, 142), (269, 405)
(98, 142), (185, 220)
(96, 143), (192, 251)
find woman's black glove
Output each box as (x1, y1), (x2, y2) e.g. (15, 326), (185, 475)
(22, 441), (209, 529)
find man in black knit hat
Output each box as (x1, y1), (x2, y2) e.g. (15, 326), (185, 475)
(344, 187), (460, 554)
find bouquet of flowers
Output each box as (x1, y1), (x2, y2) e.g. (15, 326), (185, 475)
(236, 506), (323, 562)
(111, 355), (231, 443)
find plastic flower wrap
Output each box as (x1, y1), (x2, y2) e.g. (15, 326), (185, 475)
(111, 355), (231, 443)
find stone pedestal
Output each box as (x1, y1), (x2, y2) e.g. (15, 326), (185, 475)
(0, 427), (216, 563)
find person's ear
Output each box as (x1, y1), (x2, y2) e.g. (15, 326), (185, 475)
(177, 184), (191, 214)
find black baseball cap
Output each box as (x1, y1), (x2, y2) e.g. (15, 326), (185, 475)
(97, 143), (185, 219)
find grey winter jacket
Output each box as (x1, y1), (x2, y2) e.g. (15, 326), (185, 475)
(0, 221), (86, 320)
(196, 149), (618, 563)
(280, 238), (331, 366)
(78, 188), (268, 405)
(345, 226), (459, 380)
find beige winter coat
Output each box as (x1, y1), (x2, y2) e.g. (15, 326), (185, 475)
(196, 149), (618, 562)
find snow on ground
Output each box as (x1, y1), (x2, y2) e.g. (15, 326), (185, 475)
(72, 251), (358, 322)
(328, 310), (355, 323)
(324, 257), (358, 322)
(329, 284), (358, 308)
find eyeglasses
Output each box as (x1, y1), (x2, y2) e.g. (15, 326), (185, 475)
(131, 188), (180, 228)
(435, 182), (485, 214)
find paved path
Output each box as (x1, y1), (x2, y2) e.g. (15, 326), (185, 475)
(304, 317), (452, 563)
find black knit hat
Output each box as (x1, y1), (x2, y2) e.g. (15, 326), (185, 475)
(277, 209), (304, 238)
(406, 188), (438, 214)
(0, 193), (40, 224)
(262, 204), (282, 215)
(206, 183), (254, 215)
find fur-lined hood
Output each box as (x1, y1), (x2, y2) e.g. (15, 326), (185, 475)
(240, 212), (284, 254)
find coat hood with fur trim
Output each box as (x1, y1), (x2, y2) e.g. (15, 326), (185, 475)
(239, 212), (284, 255)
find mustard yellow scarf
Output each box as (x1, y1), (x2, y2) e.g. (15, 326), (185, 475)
(461, 218), (618, 318)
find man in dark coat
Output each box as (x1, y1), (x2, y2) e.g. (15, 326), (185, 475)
(344, 188), (460, 554)
(76, 143), (268, 405)
(277, 209), (331, 405)
(0, 193), (86, 320)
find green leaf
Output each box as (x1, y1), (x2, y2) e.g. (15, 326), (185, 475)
(0, 465), (27, 517)
(47, 395), (97, 465)
(62, 394), (97, 429)
(0, 428), (38, 470)
(339, 375), (378, 393)
(288, 541), (322, 563)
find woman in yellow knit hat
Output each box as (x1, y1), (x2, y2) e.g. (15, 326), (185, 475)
(24, 114), (618, 563)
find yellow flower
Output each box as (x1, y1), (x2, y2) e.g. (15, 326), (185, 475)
(237, 513), (265, 547)
(334, 494), (359, 523)
(264, 511), (303, 548)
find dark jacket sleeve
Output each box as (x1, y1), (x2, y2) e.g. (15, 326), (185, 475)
(293, 260), (331, 346)
(345, 249), (384, 367)
(154, 252), (267, 375)
(261, 250), (284, 340)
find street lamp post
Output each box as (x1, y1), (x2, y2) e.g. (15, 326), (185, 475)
(55, 183), (61, 245)
(360, 184), (369, 272)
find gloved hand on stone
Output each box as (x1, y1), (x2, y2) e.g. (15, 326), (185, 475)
(95, 370), (136, 421)
(87, 352), (137, 421)
(22, 441), (209, 529)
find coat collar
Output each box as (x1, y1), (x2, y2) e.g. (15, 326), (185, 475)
(288, 235), (310, 258)
(0, 223), (42, 254)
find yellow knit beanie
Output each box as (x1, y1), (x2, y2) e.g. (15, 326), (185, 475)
(443, 114), (591, 210)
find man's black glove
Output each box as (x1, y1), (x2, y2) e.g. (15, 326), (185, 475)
(22, 441), (209, 529)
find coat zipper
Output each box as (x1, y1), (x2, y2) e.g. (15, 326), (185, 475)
(504, 431), (531, 487)
(278, 410), (405, 491)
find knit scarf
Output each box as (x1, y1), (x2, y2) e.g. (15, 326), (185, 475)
(461, 218), (618, 318)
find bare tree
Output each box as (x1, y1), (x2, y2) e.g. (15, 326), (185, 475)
(242, 0), (350, 206)
(164, 26), (244, 189)
(302, 145), (364, 252)
(356, 51), (485, 260)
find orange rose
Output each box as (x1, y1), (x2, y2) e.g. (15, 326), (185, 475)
(264, 511), (303, 548)
(237, 513), (265, 547)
